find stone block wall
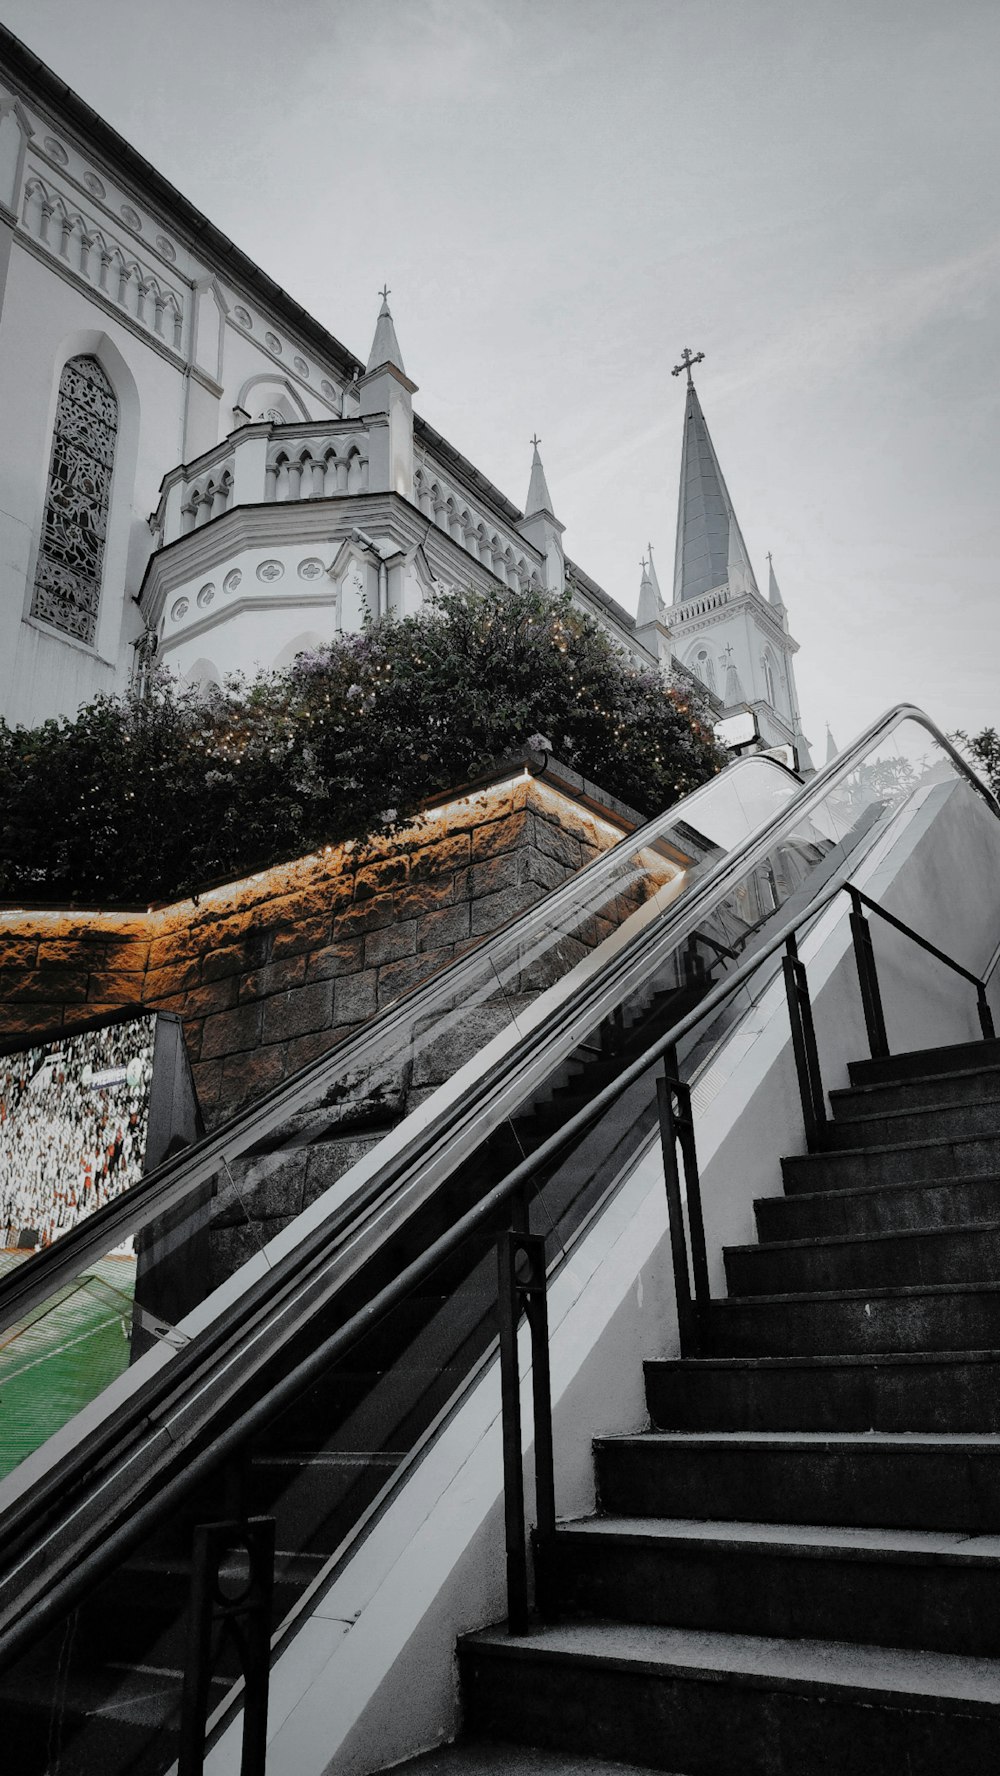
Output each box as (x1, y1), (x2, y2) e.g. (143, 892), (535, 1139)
(0, 762), (635, 1129)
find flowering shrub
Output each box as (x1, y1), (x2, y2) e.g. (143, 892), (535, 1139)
(0, 585), (723, 903)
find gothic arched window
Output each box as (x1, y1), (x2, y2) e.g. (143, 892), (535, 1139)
(762, 650), (778, 709)
(695, 648), (716, 692)
(31, 355), (118, 647)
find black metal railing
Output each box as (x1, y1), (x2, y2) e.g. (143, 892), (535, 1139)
(657, 878), (999, 1361)
(3, 866), (998, 1768)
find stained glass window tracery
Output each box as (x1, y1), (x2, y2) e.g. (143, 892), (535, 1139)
(31, 355), (118, 647)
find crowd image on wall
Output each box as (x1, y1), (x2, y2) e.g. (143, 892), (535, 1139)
(0, 1017), (156, 1251)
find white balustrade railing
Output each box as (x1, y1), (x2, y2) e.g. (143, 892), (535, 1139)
(412, 462), (540, 592)
(155, 425), (544, 597)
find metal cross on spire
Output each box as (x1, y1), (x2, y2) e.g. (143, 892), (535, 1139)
(530, 433), (541, 450)
(672, 347), (705, 386)
(640, 554), (648, 573)
(378, 284), (391, 303)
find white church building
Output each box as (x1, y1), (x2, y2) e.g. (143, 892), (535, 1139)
(0, 25), (812, 772)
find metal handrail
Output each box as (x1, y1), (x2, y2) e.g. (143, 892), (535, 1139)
(0, 702), (986, 1342)
(0, 750), (795, 1338)
(1, 704), (998, 1701)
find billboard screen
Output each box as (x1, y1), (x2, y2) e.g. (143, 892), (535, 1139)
(0, 1015), (157, 1253)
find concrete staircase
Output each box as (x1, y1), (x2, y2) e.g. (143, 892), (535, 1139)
(445, 1036), (1000, 1773)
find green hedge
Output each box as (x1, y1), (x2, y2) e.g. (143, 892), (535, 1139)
(0, 584), (724, 904)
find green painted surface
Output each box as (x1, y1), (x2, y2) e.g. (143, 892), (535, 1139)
(0, 1251), (136, 1479)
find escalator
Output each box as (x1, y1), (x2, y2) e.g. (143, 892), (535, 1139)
(0, 707), (982, 1775)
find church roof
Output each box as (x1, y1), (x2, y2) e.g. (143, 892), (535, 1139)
(0, 27), (366, 388)
(673, 381), (760, 604)
(366, 292), (405, 375)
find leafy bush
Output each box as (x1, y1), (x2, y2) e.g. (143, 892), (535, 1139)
(0, 584), (723, 903)
(952, 728), (1000, 799)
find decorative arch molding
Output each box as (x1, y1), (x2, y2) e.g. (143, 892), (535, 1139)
(0, 93), (33, 215)
(236, 372), (311, 424)
(684, 641), (717, 694)
(183, 656), (222, 693)
(27, 330), (141, 658)
(273, 630), (327, 671)
(761, 644), (785, 714)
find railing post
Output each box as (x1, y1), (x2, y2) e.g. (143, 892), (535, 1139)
(977, 983), (996, 1042)
(178, 1514), (275, 1776)
(848, 887), (890, 1059)
(658, 1044), (710, 1357)
(497, 1229), (553, 1635)
(782, 936), (828, 1152)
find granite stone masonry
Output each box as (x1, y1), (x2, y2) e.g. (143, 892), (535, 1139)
(0, 762), (635, 1128)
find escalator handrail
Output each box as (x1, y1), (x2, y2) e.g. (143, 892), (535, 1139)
(0, 706), (996, 1667)
(0, 706), (977, 1337)
(0, 752), (795, 1335)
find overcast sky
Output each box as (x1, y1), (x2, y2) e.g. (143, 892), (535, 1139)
(5, 0), (999, 755)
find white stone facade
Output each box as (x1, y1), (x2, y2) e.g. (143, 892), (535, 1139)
(0, 31), (808, 752)
(0, 31), (682, 734)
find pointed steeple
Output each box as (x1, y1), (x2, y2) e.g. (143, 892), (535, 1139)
(825, 723), (838, 764)
(646, 542), (663, 605)
(635, 552), (672, 670)
(525, 435), (554, 517)
(673, 380), (760, 604)
(366, 285), (405, 375)
(637, 555), (660, 629)
(767, 553), (786, 612)
(517, 436), (565, 592)
(722, 644), (745, 706)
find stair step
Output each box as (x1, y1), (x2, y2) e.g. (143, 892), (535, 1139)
(755, 1172), (1000, 1240)
(782, 1133), (1000, 1192)
(459, 1619), (1000, 1775)
(824, 1100), (1000, 1148)
(541, 1515), (1000, 1655)
(831, 1065), (1000, 1120)
(705, 1279), (1000, 1355)
(394, 1738), (674, 1773)
(645, 1348), (1000, 1433)
(595, 1431), (1000, 1531)
(724, 1219), (1000, 1296)
(848, 1037), (1000, 1089)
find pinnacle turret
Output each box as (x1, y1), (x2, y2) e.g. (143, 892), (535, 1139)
(767, 553), (786, 612)
(366, 285), (405, 375)
(637, 555), (660, 630)
(646, 543), (663, 605)
(525, 435), (554, 517)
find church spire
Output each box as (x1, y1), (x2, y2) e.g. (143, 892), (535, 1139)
(525, 434), (554, 517)
(722, 643), (745, 705)
(366, 284), (405, 375)
(646, 542), (663, 605)
(671, 363), (760, 605)
(767, 552), (786, 612)
(637, 554), (659, 629)
(635, 551), (672, 669)
(825, 723), (838, 764)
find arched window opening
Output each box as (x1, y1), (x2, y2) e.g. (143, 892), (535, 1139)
(695, 648), (716, 692)
(31, 355), (118, 646)
(762, 651), (777, 707)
